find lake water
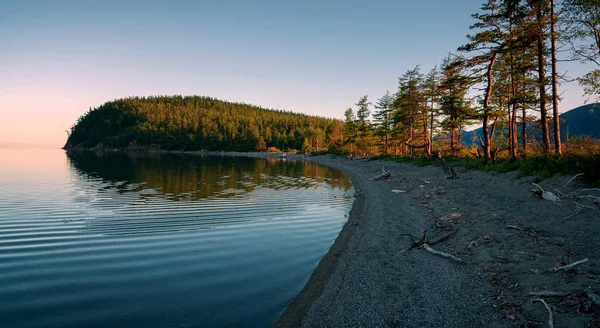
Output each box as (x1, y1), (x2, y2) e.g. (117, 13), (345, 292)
(0, 149), (353, 328)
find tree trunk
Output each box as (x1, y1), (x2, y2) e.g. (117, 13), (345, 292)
(429, 101), (434, 155)
(481, 53), (498, 163)
(536, 4), (551, 153)
(550, 0), (562, 156)
(509, 64), (518, 160)
(423, 106), (431, 156)
(522, 98), (528, 155)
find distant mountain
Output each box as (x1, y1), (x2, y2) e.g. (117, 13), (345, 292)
(461, 103), (600, 145)
(560, 103), (600, 139)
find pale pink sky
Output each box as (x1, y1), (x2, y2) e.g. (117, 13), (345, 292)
(0, 0), (594, 148)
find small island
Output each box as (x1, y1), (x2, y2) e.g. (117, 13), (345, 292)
(63, 95), (340, 153)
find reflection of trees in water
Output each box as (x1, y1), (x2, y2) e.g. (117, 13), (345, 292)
(66, 151), (351, 200)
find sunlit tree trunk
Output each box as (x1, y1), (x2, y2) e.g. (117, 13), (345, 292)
(550, 0), (562, 155)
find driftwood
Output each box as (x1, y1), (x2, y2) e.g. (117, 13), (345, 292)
(532, 183), (560, 202)
(551, 258), (588, 272)
(371, 167), (391, 181)
(529, 291), (571, 297)
(562, 173), (585, 189)
(430, 152), (458, 179)
(532, 298), (554, 328)
(436, 213), (464, 225)
(348, 155), (373, 161)
(528, 290), (600, 305)
(399, 229), (462, 262)
(422, 243), (463, 262)
(588, 292), (600, 306)
(506, 224), (537, 237)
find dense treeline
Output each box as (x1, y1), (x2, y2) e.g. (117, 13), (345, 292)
(64, 95), (342, 152)
(339, 0), (600, 162)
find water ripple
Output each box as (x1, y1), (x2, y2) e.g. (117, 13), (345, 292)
(0, 150), (353, 328)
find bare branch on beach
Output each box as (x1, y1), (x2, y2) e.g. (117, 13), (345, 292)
(371, 167), (391, 181)
(588, 292), (600, 306)
(551, 258), (589, 272)
(429, 229), (458, 245)
(532, 298), (554, 328)
(532, 183), (560, 202)
(562, 173), (585, 189)
(422, 243), (463, 262)
(506, 225), (537, 237)
(529, 291), (571, 297)
(399, 229), (462, 262)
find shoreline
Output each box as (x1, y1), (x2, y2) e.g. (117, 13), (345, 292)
(276, 155), (600, 327)
(274, 156), (367, 328)
(63, 149), (600, 326)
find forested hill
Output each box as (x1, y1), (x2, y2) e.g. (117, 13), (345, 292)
(63, 96), (341, 152)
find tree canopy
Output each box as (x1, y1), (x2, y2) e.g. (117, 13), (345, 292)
(64, 95), (339, 152)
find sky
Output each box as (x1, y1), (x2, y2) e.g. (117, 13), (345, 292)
(0, 0), (595, 147)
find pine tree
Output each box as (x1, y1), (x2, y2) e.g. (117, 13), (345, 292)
(439, 55), (475, 153)
(372, 91), (394, 155)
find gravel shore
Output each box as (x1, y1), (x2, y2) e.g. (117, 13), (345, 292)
(276, 155), (600, 328)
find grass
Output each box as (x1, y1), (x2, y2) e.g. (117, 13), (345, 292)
(372, 152), (599, 186)
(446, 154), (600, 186)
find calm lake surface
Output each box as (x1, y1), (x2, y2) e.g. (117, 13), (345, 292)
(0, 148), (353, 328)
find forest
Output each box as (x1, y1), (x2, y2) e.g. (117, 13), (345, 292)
(64, 95), (341, 152)
(336, 0), (600, 161)
(66, 0), (600, 165)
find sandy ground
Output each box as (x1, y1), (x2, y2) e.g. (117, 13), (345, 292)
(276, 155), (600, 328)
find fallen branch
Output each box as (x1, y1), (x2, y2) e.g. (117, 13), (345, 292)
(551, 258), (589, 272)
(568, 188), (600, 201)
(532, 183), (559, 202)
(506, 224), (537, 237)
(371, 167), (391, 181)
(529, 291), (571, 297)
(429, 229), (458, 245)
(422, 243), (463, 262)
(399, 229), (458, 259)
(588, 292), (600, 306)
(532, 298), (554, 328)
(435, 213), (465, 228)
(562, 173), (584, 189)
(431, 152), (458, 179)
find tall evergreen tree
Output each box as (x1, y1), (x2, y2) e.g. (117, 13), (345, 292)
(459, 0), (523, 162)
(550, 0), (562, 155)
(373, 91), (394, 155)
(355, 96), (372, 155)
(423, 66), (442, 155)
(439, 55), (475, 153)
(343, 108), (358, 155)
(392, 67), (427, 157)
